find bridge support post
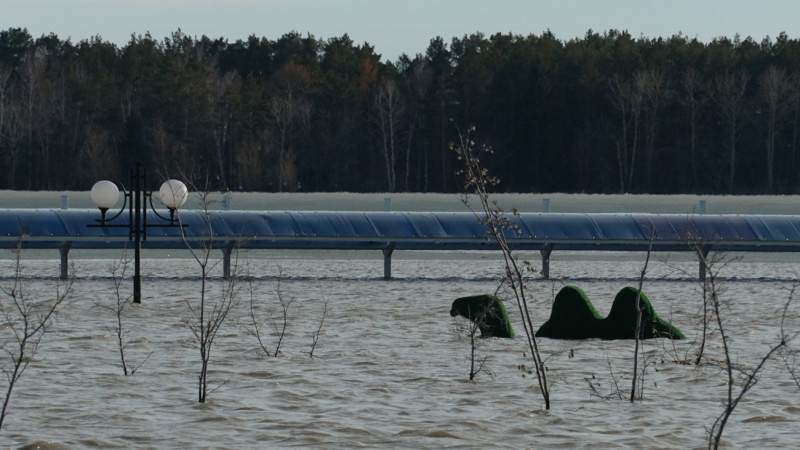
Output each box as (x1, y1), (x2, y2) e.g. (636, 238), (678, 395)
(540, 244), (553, 280)
(222, 242), (235, 280)
(698, 245), (711, 281)
(59, 242), (72, 280)
(382, 242), (396, 280)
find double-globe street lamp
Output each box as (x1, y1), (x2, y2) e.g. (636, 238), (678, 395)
(89, 163), (188, 303)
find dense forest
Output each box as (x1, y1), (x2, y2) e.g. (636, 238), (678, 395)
(3, 27), (800, 194)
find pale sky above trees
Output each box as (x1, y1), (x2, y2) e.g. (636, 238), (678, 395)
(3, 0), (800, 62)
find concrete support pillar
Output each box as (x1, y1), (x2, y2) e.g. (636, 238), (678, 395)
(59, 242), (72, 280)
(222, 242), (234, 280)
(699, 245), (711, 281)
(540, 244), (553, 280)
(382, 242), (396, 280)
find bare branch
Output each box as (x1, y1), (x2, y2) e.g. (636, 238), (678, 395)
(0, 244), (73, 430)
(309, 300), (328, 358)
(452, 126), (550, 408)
(176, 175), (242, 402)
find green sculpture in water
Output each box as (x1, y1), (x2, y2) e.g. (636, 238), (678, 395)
(450, 294), (515, 338)
(535, 286), (685, 340)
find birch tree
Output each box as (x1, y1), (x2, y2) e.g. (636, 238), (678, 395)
(269, 62), (312, 192)
(609, 73), (643, 192)
(639, 69), (668, 191)
(680, 68), (706, 190)
(758, 66), (797, 191)
(372, 78), (405, 192)
(208, 66), (239, 191)
(714, 70), (750, 193)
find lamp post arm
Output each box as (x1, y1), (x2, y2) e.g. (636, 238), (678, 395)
(93, 191), (128, 225)
(148, 195), (179, 224)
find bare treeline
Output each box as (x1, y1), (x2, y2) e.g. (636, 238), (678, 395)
(2, 27), (800, 194)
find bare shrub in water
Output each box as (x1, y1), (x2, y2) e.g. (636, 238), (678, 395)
(586, 359), (625, 400)
(0, 246), (74, 431)
(99, 252), (152, 375)
(689, 241), (738, 365)
(177, 185), (242, 403)
(452, 126), (550, 409)
(629, 231), (654, 402)
(696, 250), (797, 449)
(661, 239), (737, 366)
(247, 269), (293, 357)
(308, 299), (328, 358)
(451, 303), (495, 381)
(245, 270), (330, 359)
(779, 338), (800, 390)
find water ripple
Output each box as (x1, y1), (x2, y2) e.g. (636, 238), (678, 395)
(0, 258), (798, 448)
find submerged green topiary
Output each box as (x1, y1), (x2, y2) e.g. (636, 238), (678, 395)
(535, 286), (684, 340)
(450, 294), (515, 338)
(602, 287), (685, 339)
(534, 285), (604, 339)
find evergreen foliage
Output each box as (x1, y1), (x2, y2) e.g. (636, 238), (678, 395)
(2, 27), (800, 193)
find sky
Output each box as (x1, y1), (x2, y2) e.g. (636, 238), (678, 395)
(4, 0), (800, 61)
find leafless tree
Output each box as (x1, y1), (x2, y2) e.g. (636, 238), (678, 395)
(97, 251), (151, 376)
(269, 62), (313, 192)
(82, 124), (120, 182)
(609, 73), (643, 192)
(208, 65), (239, 191)
(586, 359), (625, 400)
(0, 64), (12, 164)
(244, 271), (330, 359)
(692, 248), (734, 365)
(247, 270), (294, 357)
(680, 68), (707, 189)
(698, 252), (796, 449)
(758, 66), (798, 192)
(401, 55), (432, 191)
(150, 120), (192, 184)
(452, 126), (550, 409)
(451, 304), (495, 381)
(639, 68), (668, 191)
(308, 300), (328, 358)
(630, 232), (654, 402)
(234, 133), (267, 191)
(178, 186), (241, 402)
(779, 340), (800, 391)
(677, 232), (740, 366)
(713, 70), (750, 193)
(372, 77), (405, 192)
(19, 49), (44, 189)
(0, 246), (74, 431)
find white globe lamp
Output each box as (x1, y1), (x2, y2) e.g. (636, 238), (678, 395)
(90, 180), (120, 222)
(159, 179), (188, 221)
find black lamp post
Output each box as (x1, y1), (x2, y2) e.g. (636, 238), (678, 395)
(90, 163), (187, 304)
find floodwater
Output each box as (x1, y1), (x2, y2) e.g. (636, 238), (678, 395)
(0, 192), (800, 448)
